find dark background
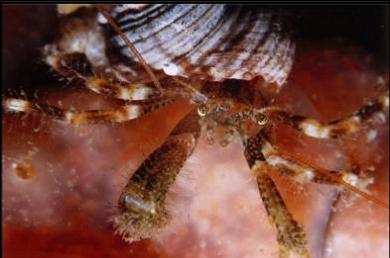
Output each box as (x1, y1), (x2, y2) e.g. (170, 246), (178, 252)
(292, 5), (389, 61)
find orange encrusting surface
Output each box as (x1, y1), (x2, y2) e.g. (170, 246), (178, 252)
(3, 220), (169, 258)
(2, 43), (388, 258)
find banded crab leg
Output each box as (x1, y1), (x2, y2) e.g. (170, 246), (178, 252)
(80, 75), (206, 103)
(266, 90), (389, 139)
(113, 109), (200, 242)
(243, 131), (310, 258)
(46, 51), (199, 103)
(243, 128), (389, 257)
(259, 138), (389, 209)
(77, 75), (160, 102)
(70, 73), (199, 103)
(2, 97), (175, 126)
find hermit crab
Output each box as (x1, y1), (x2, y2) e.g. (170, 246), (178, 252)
(2, 4), (389, 258)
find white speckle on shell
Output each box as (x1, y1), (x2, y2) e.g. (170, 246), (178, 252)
(300, 119), (330, 139)
(4, 99), (29, 112)
(162, 63), (182, 76)
(125, 106), (141, 119)
(97, 13), (108, 24)
(366, 129), (377, 143)
(342, 173), (374, 191)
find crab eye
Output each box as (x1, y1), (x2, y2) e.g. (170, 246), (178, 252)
(253, 112), (268, 125)
(197, 105), (209, 117)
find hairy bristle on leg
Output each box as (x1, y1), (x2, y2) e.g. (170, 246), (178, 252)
(113, 110), (200, 242)
(243, 131), (310, 258)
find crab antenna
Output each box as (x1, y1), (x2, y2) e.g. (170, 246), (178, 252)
(280, 152), (389, 209)
(96, 6), (162, 91)
(315, 168), (389, 209)
(171, 77), (208, 104)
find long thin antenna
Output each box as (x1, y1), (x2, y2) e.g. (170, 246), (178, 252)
(316, 168), (389, 209)
(279, 151), (389, 209)
(96, 6), (162, 91)
(172, 77), (208, 104)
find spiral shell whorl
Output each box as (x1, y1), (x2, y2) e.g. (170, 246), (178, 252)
(104, 4), (295, 86)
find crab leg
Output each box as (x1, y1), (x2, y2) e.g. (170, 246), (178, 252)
(262, 138), (389, 209)
(82, 77), (159, 101)
(268, 91), (389, 139)
(46, 51), (199, 102)
(81, 76), (203, 103)
(113, 110), (200, 242)
(243, 131), (310, 258)
(3, 97), (174, 126)
(259, 140), (373, 187)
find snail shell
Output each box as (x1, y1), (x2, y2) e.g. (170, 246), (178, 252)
(101, 4), (295, 86)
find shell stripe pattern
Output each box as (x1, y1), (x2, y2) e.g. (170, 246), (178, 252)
(104, 4), (295, 86)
